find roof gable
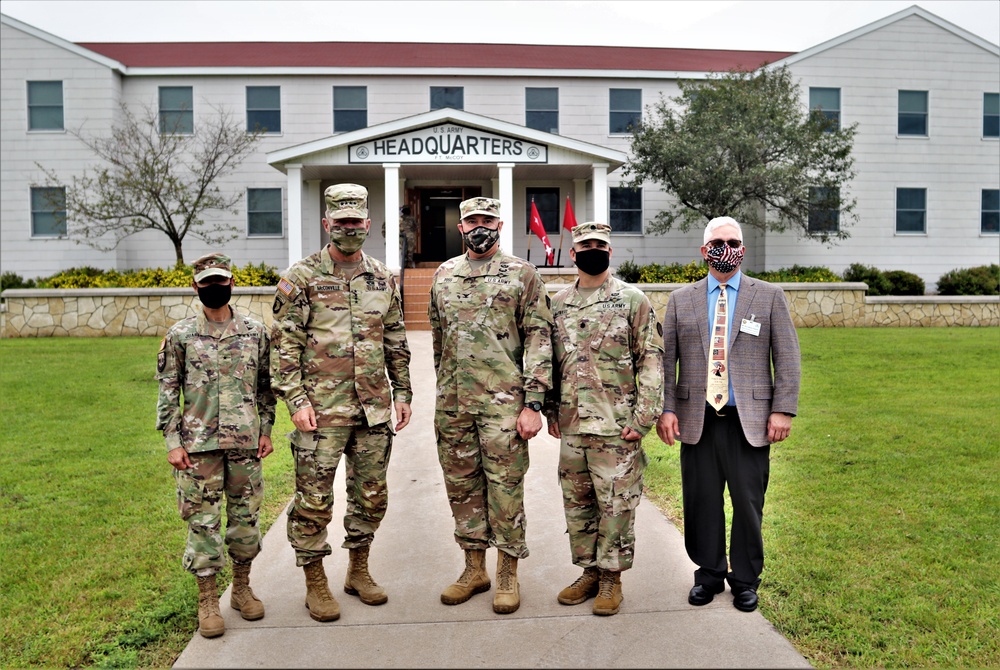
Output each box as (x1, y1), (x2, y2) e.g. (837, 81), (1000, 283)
(772, 5), (999, 68)
(0, 13), (125, 71)
(267, 108), (628, 171)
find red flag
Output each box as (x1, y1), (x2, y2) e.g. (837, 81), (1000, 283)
(529, 200), (555, 265)
(563, 196), (578, 233)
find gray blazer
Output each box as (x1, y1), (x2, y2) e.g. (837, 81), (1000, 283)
(662, 275), (800, 447)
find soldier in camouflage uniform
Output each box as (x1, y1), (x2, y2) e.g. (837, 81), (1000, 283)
(428, 196), (553, 615)
(400, 206), (418, 268)
(156, 252), (276, 639)
(544, 223), (664, 616)
(271, 183), (412, 623)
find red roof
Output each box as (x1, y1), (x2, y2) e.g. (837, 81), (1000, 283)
(77, 41), (793, 72)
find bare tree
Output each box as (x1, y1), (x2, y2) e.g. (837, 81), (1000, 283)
(39, 101), (262, 265)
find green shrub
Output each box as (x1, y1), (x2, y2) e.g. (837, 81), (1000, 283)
(615, 259), (642, 283)
(1, 272), (36, 291)
(936, 264), (1000, 296)
(843, 263), (892, 296)
(637, 260), (709, 283)
(882, 270), (925, 296)
(745, 265), (842, 283)
(36, 263), (280, 289)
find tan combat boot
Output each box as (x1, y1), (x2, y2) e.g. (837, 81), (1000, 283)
(303, 560), (341, 621)
(440, 549), (491, 605)
(195, 575), (225, 638)
(493, 551), (520, 614)
(592, 569), (623, 616)
(557, 566), (601, 605)
(344, 545), (388, 605)
(230, 561), (265, 620)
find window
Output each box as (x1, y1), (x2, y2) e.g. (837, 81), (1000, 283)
(525, 88), (558, 133)
(430, 86), (463, 111)
(609, 89), (641, 134)
(246, 86), (280, 133)
(31, 187), (66, 237)
(333, 86), (367, 132)
(898, 90), (928, 136)
(983, 189), (999, 234)
(159, 86), (193, 134)
(809, 87), (840, 131)
(525, 188), (560, 235)
(808, 187), (840, 234)
(984, 93), (999, 138)
(609, 187), (642, 233)
(247, 188), (282, 237)
(27, 81), (64, 130)
(896, 188), (926, 233)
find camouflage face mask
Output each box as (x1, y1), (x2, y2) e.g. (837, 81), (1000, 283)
(462, 226), (500, 254)
(330, 226), (368, 254)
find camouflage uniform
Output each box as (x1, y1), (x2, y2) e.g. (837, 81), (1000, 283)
(156, 307), (276, 576)
(545, 274), (664, 572)
(272, 247), (412, 567)
(400, 213), (418, 268)
(429, 247), (553, 559)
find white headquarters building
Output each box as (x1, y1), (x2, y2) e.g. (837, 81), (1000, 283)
(1, 6), (997, 289)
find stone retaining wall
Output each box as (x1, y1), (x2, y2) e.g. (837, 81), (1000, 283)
(2, 284), (997, 337)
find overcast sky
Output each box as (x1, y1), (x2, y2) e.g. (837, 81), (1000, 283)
(2, 1), (997, 51)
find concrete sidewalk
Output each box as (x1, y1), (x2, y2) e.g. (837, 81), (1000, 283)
(174, 331), (810, 669)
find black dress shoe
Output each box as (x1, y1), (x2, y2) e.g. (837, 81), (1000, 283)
(688, 583), (725, 606)
(732, 588), (758, 612)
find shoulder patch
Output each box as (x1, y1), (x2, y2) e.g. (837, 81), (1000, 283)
(156, 337), (167, 373)
(277, 276), (299, 299)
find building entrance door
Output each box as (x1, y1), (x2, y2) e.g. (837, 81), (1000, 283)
(418, 187), (481, 262)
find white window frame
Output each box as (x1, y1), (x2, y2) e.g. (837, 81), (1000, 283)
(897, 90), (929, 138)
(895, 187), (927, 235)
(246, 187), (284, 238)
(26, 80), (65, 132)
(29, 186), (67, 238)
(158, 86), (194, 135)
(609, 186), (643, 235)
(246, 86), (281, 135)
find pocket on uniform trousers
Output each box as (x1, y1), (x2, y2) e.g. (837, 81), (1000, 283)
(611, 447), (648, 515)
(175, 468), (204, 521)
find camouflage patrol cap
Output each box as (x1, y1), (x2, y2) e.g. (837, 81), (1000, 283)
(572, 222), (612, 245)
(325, 183), (369, 220)
(192, 252), (233, 282)
(459, 197), (501, 220)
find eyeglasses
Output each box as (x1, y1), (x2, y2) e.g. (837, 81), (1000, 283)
(706, 239), (743, 249)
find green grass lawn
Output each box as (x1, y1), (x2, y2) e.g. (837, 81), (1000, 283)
(1, 328), (998, 667)
(644, 327), (1000, 668)
(0, 337), (296, 668)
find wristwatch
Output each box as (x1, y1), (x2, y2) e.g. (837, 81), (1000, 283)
(525, 401), (543, 412)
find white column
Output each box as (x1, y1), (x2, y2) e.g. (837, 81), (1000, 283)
(383, 163), (401, 270)
(573, 178), (588, 223)
(286, 164), (303, 268)
(498, 163), (514, 253)
(304, 180), (321, 255)
(592, 164), (608, 227)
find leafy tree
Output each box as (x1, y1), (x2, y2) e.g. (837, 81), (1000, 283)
(623, 65), (858, 242)
(39, 102), (262, 265)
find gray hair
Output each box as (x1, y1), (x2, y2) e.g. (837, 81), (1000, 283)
(703, 216), (744, 244)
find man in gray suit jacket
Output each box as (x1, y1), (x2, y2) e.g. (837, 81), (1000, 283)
(657, 216), (800, 613)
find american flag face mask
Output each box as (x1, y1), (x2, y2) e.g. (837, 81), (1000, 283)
(706, 242), (745, 274)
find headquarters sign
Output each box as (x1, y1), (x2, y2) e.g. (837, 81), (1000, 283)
(349, 123), (548, 164)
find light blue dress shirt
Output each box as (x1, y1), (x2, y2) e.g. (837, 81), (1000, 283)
(707, 270), (742, 406)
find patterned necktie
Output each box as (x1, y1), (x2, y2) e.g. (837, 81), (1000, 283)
(707, 283), (729, 411)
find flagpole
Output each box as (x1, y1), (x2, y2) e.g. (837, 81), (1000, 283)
(526, 197), (534, 263)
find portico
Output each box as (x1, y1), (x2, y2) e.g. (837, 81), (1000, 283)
(267, 109), (627, 271)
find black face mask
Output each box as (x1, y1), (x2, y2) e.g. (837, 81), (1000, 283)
(573, 249), (611, 276)
(197, 283), (232, 309)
